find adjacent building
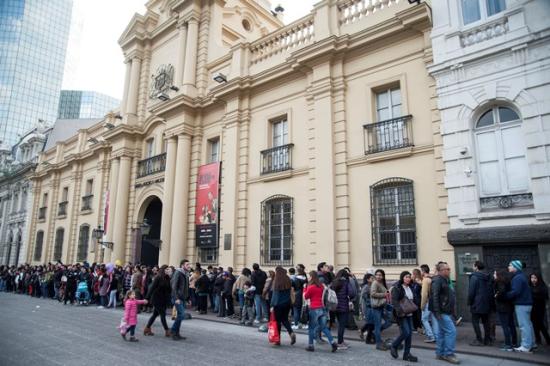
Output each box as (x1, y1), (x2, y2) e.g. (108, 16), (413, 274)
(0, 0), (73, 146)
(429, 0), (550, 317)
(26, 0), (451, 279)
(58, 90), (120, 119)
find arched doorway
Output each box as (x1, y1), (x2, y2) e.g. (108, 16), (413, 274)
(139, 196), (162, 266)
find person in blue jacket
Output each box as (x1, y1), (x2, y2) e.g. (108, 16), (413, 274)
(506, 260), (534, 353)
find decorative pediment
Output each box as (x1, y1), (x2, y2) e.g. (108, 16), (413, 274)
(118, 11), (160, 48)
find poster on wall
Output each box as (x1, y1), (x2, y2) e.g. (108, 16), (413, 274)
(195, 162), (220, 248)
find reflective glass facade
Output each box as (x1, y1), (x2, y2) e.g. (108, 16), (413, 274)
(0, 0), (73, 146)
(58, 90), (120, 119)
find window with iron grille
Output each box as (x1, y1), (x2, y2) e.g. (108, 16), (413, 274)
(53, 228), (64, 262)
(77, 225), (90, 262)
(370, 178), (417, 265)
(33, 231), (44, 262)
(199, 247), (218, 265)
(260, 195), (293, 266)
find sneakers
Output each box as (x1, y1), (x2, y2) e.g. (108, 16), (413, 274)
(440, 355), (460, 364)
(499, 346), (513, 352)
(337, 343), (349, 350)
(302, 324), (308, 330)
(97, 305), (104, 309)
(424, 338), (436, 343)
(262, 318), (269, 323)
(513, 346), (532, 353)
(291, 324), (299, 330)
(253, 320), (260, 325)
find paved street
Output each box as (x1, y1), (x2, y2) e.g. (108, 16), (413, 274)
(0, 293), (534, 366)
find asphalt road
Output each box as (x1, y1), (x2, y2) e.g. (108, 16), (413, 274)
(0, 293), (531, 366)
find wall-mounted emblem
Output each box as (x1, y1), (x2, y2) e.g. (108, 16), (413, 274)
(149, 64), (174, 99)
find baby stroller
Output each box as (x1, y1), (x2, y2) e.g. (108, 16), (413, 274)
(76, 281), (90, 305)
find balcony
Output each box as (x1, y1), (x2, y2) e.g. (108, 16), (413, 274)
(81, 195), (93, 211)
(58, 201), (68, 217)
(363, 115), (413, 155)
(137, 153), (166, 178)
(38, 207), (47, 220)
(261, 144), (294, 175)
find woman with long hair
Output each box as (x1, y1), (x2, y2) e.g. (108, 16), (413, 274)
(143, 265), (172, 337)
(530, 273), (550, 346)
(331, 269), (357, 349)
(303, 271), (338, 352)
(390, 271), (418, 362)
(370, 269), (392, 351)
(269, 266), (296, 346)
(359, 273), (375, 343)
(494, 269), (517, 351)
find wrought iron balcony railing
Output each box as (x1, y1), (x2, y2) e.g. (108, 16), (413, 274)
(137, 153), (167, 178)
(261, 143), (294, 175)
(81, 195), (93, 211)
(38, 207), (47, 220)
(58, 201), (68, 216)
(363, 115), (413, 155)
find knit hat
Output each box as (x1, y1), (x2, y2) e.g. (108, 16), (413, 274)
(509, 260), (522, 271)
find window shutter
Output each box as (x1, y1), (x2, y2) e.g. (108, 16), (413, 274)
(476, 131), (501, 195)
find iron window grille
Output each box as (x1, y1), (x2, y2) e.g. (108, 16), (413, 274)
(370, 178), (417, 265)
(58, 201), (68, 216)
(77, 225), (90, 262)
(81, 195), (93, 211)
(199, 247), (218, 265)
(137, 152), (167, 178)
(261, 143), (294, 175)
(33, 231), (44, 262)
(53, 228), (64, 262)
(363, 115), (413, 154)
(260, 195), (293, 266)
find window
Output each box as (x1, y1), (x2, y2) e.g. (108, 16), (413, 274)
(371, 178), (417, 265)
(462, 0), (506, 25)
(376, 87), (401, 121)
(12, 193), (18, 213)
(208, 137), (220, 163)
(199, 247), (218, 265)
(33, 231), (44, 261)
(85, 179), (93, 195)
(77, 225), (90, 262)
(146, 138), (154, 158)
(62, 187), (69, 202)
(20, 190), (27, 211)
(261, 195), (293, 265)
(475, 106), (528, 197)
(42, 193), (48, 207)
(272, 118), (288, 147)
(53, 228), (64, 262)
(263, 117), (292, 174)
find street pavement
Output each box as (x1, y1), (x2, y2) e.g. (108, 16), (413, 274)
(0, 293), (536, 366)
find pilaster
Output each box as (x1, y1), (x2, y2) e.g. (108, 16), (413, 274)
(159, 137), (177, 265)
(112, 156), (132, 263)
(66, 164), (83, 263)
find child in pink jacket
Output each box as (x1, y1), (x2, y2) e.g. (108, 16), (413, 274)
(122, 290), (148, 342)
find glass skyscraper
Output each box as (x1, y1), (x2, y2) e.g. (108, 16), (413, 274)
(58, 90), (120, 119)
(0, 0), (73, 146)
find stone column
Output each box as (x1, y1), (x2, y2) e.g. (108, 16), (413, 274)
(104, 158), (119, 262)
(120, 60), (132, 115)
(125, 57), (142, 123)
(182, 17), (199, 96)
(112, 156), (131, 263)
(174, 22), (188, 87)
(169, 133), (192, 264)
(159, 137), (177, 265)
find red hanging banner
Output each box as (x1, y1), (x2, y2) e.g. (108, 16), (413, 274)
(195, 162), (220, 248)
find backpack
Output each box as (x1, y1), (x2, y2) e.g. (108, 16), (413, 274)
(322, 285), (338, 311)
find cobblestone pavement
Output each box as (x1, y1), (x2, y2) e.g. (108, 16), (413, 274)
(0, 293), (534, 366)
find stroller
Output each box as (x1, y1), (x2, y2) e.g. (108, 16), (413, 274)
(75, 281), (90, 305)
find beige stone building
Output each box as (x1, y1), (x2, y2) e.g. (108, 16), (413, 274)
(26, 0), (452, 277)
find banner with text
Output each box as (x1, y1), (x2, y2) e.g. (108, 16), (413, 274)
(195, 162), (220, 248)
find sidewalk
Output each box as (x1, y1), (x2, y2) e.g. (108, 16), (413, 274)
(190, 309), (550, 365)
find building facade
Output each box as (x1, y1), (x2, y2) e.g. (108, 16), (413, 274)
(26, 0), (451, 279)
(58, 90), (120, 119)
(429, 0), (550, 318)
(0, 0), (73, 146)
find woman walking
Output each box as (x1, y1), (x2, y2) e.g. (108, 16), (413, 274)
(530, 273), (550, 346)
(494, 269), (518, 351)
(303, 271), (338, 352)
(359, 273), (375, 344)
(269, 266), (296, 346)
(371, 269), (392, 351)
(332, 269), (357, 349)
(144, 265), (172, 337)
(390, 271), (418, 362)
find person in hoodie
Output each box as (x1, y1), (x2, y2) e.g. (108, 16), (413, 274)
(290, 265), (308, 329)
(467, 261), (493, 346)
(506, 260), (534, 353)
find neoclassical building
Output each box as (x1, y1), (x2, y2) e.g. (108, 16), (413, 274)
(27, 0), (452, 277)
(429, 0), (550, 317)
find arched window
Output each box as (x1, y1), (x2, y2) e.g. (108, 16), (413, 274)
(260, 195), (293, 266)
(33, 231), (44, 262)
(475, 105), (529, 200)
(53, 228), (64, 262)
(370, 178), (416, 265)
(77, 225), (90, 262)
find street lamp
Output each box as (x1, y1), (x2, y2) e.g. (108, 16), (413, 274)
(92, 225), (113, 249)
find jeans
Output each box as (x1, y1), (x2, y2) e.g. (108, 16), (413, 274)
(100, 294), (108, 307)
(372, 307), (391, 345)
(292, 304), (302, 325)
(308, 307), (335, 346)
(41, 283), (49, 298)
(171, 301), (186, 335)
(436, 314), (456, 357)
(254, 294), (268, 321)
(0, 279), (6, 291)
(336, 311), (349, 344)
(241, 304), (254, 323)
(422, 304), (438, 340)
(471, 313), (490, 343)
(108, 290), (117, 308)
(238, 290), (245, 310)
(497, 311), (517, 347)
(392, 316), (413, 357)
(515, 305), (534, 349)
(213, 293), (220, 313)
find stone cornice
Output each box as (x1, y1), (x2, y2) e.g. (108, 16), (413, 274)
(164, 125), (194, 139)
(111, 147), (140, 159)
(103, 124), (141, 141)
(448, 224), (550, 245)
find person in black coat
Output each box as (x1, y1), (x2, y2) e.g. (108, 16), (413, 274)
(195, 270), (210, 314)
(467, 261), (493, 346)
(144, 265), (172, 337)
(530, 273), (550, 346)
(494, 270), (518, 350)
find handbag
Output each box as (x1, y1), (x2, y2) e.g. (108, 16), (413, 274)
(399, 297), (418, 315)
(117, 317), (128, 335)
(267, 310), (280, 344)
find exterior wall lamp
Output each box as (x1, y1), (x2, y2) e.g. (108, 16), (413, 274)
(213, 72), (227, 83)
(92, 225), (113, 249)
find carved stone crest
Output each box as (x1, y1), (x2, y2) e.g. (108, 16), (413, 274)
(149, 64), (175, 99)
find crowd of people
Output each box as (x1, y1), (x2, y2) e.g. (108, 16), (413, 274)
(0, 258), (548, 363)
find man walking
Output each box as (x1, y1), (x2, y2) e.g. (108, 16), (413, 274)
(171, 259), (190, 340)
(507, 260), (534, 353)
(251, 263), (268, 323)
(420, 264), (438, 343)
(467, 261), (493, 346)
(430, 262), (459, 364)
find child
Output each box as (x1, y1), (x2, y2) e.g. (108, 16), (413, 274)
(122, 290), (148, 342)
(240, 281), (255, 326)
